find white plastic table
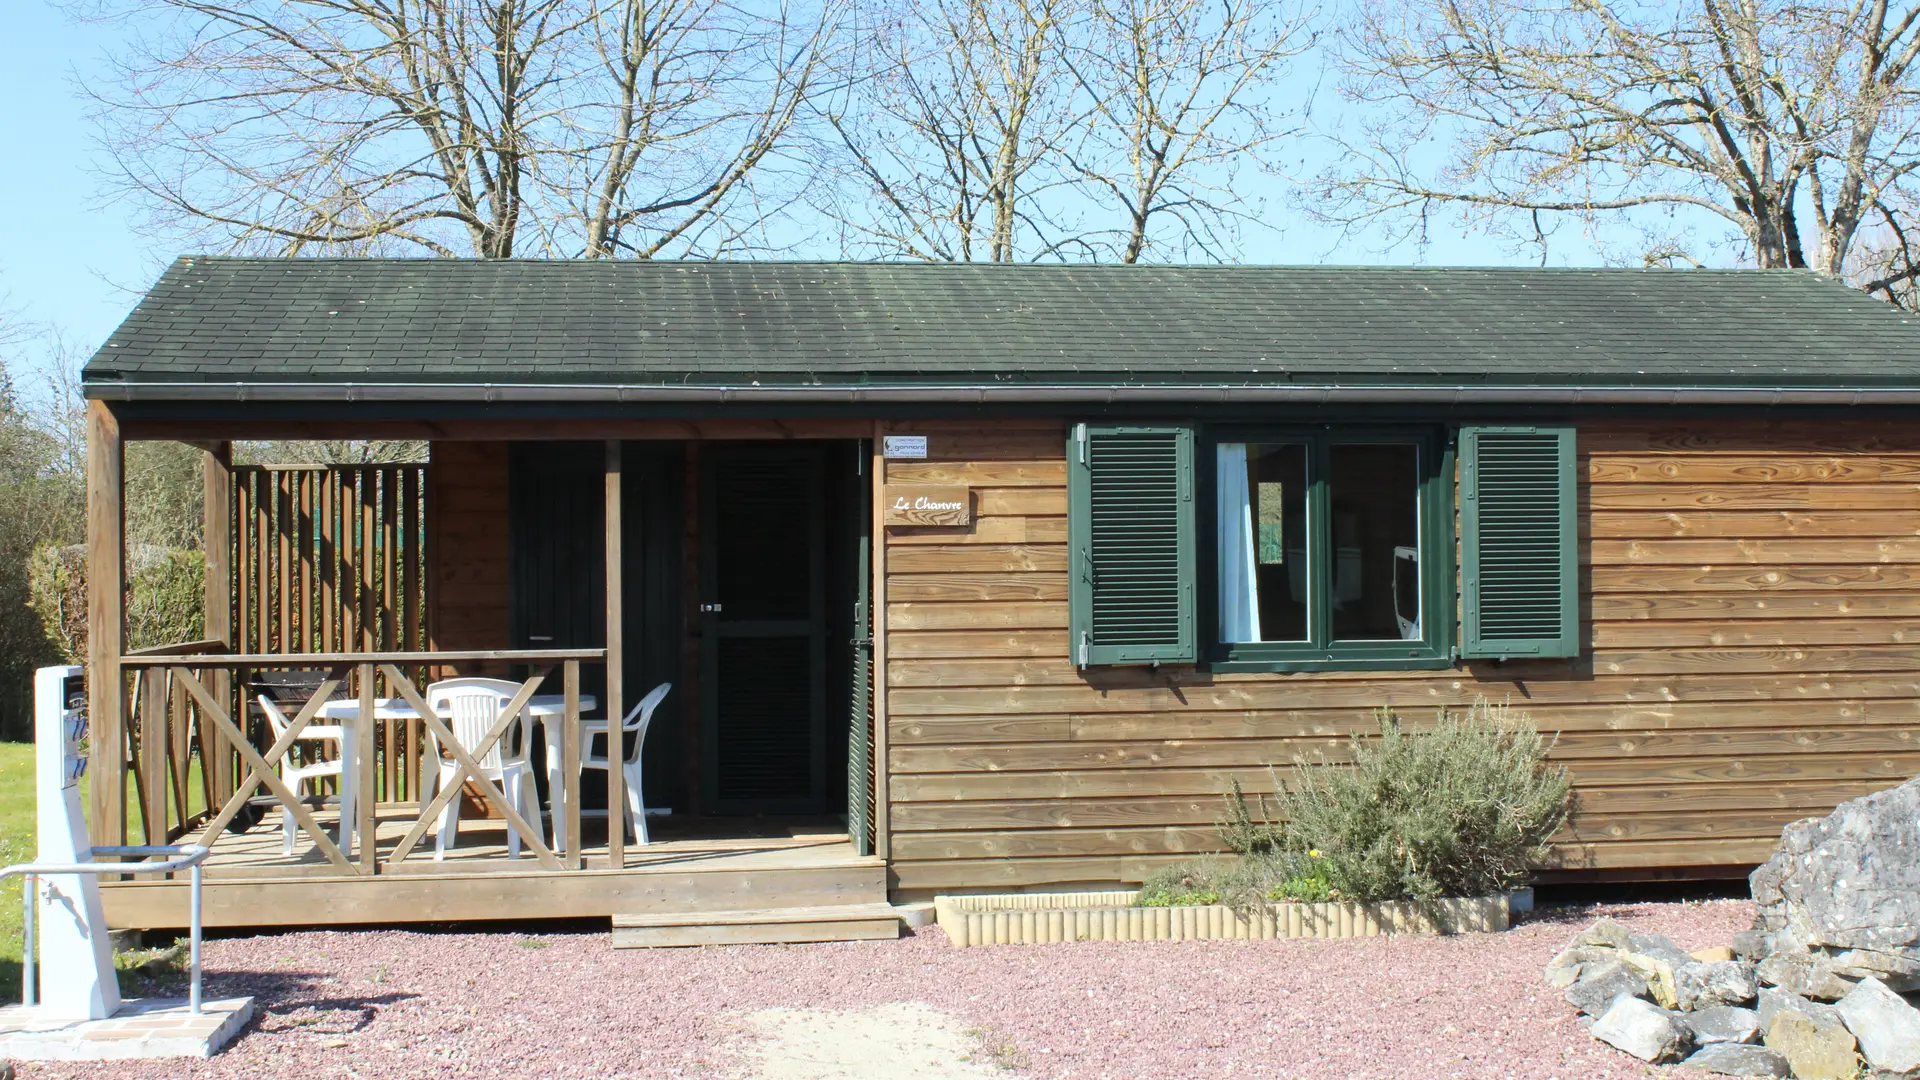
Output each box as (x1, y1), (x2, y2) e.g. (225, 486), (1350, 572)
(315, 694), (598, 853)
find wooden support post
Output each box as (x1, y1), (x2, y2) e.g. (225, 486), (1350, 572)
(169, 669), (190, 829)
(87, 401), (126, 849)
(604, 440), (625, 869)
(358, 662), (377, 873)
(141, 669), (165, 846)
(563, 659), (582, 871)
(202, 443), (233, 811)
(870, 424), (890, 860)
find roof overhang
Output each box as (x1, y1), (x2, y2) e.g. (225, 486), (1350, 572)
(83, 379), (1920, 406)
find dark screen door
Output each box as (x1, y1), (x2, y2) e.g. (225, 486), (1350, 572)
(699, 444), (828, 813)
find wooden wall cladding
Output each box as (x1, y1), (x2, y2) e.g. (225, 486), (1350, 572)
(879, 419), (1920, 892)
(427, 442), (511, 657)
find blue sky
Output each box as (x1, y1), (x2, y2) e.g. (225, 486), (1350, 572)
(1, 0), (1620, 371)
(2, 3), (170, 360)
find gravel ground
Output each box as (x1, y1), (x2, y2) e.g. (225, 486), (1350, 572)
(21, 898), (1752, 1080)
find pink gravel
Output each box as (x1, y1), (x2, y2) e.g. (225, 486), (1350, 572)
(23, 899), (1753, 1080)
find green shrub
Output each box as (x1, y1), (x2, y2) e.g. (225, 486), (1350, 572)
(1271, 699), (1571, 902)
(1136, 699), (1571, 909)
(1137, 860), (1231, 907)
(1266, 856), (1335, 903)
(1217, 779), (1286, 857)
(1138, 850), (1339, 912)
(29, 543), (204, 662)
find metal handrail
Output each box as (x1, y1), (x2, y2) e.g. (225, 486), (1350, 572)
(3, 844), (210, 1015)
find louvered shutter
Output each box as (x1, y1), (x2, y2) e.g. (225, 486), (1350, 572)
(1068, 424), (1196, 666)
(1459, 426), (1578, 658)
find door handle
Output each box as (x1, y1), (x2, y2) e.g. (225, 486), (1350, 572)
(699, 603), (723, 613)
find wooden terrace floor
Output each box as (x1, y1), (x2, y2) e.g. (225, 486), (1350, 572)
(194, 807), (864, 876)
(100, 809), (887, 930)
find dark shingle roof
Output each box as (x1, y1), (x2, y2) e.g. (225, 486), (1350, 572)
(84, 257), (1920, 394)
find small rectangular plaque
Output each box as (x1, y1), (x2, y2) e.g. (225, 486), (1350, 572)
(884, 484), (971, 526)
(883, 435), (929, 459)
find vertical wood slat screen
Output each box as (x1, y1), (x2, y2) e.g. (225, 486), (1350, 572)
(230, 464), (430, 801)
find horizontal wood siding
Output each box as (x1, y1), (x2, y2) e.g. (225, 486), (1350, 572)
(880, 419), (1920, 892)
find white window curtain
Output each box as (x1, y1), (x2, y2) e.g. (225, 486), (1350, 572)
(1217, 443), (1262, 643)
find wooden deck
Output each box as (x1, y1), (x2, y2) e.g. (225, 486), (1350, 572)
(100, 811), (887, 930)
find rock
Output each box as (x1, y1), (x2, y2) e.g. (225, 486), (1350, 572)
(1575, 919), (1636, 951)
(1749, 775), (1920, 995)
(1764, 1008), (1861, 1080)
(1733, 929), (1770, 960)
(1679, 960), (1759, 1011)
(1592, 995), (1694, 1063)
(1545, 944), (1620, 988)
(1683, 1042), (1793, 1078)
(1757, 950), (1862, 1001)
(1690, 1006), (1761, 1046)
(1694, 946), (1738, 963)
(1619, 951), (1684, 1010)
(1631, 932), (1697, 969)
(1544, 964), (1585, 990)
(1567, 961), (1650, 1016)
(1583, 931), (1692, 1009)
(1837, 977), (1920, 1078)
(1549, 921), (1692, 1007)
(1758, 987), (1847, 1033)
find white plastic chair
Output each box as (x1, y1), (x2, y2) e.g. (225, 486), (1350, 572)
(257, 696), (352, 857)
(426, 677), (540, 860)
(580, 682), (671, 846)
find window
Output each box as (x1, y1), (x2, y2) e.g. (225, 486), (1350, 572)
(1208, 429), (1452, 670)
(1067, 423), (1578, 671)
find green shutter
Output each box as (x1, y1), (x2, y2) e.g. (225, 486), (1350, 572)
(1068, 424), (1196, 666)
(1459, 426), (1578, 659)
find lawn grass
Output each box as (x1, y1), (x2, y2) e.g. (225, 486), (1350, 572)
(0, 740), (33, 997)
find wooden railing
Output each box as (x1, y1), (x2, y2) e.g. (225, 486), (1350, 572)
(111, 649), (609, 874)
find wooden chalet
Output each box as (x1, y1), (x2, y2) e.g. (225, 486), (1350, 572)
(81, 258), (1920, 935)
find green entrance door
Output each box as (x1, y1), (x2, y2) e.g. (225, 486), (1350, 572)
(699, 444), (830, 814)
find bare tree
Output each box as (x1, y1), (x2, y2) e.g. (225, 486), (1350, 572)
(820, 0), (1312, 262)
(566, 0), (841, 255)
(1061, 0), (1313, 262)
(83, 0), (841, 258)
(1320, 0), (1920, 295)
(821, 0), (1089, 261)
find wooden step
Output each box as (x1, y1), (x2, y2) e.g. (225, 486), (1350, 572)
(611, 902), (902, 948)
(603, 856), (888, 916)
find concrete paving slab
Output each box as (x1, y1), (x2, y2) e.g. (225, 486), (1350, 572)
(0, 997), (253, 1060)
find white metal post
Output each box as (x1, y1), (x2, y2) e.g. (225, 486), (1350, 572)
(189, 863), (203, 1014)
(21, 874), (34, 1007)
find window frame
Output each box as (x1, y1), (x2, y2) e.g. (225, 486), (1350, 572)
(1200, 424), (1455, 672)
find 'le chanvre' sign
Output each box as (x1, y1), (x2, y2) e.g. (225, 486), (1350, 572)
(884, 485), (971, 526)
